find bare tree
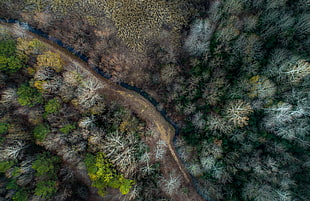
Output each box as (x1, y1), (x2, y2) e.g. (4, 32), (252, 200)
(247, 75), (276, 99)
(192, 111), (206, 130)
(1, 141), (28, 160)
(224, 100), (253, 127)
(184, 18), (215, 56)
(200, 155), (216, 171)
(0, 88), (17, 107)
(77, 78), (104, 109)
(155, 140), (167, 161)
(102, 130), (138, 177)
(207, 114), (232, 134)
(159, 172), (181, 196)
(187, 161), (204, 177)
(78, 116), (96, 129)
(283, 59), (310, 84)
(62, 69), (82, 87)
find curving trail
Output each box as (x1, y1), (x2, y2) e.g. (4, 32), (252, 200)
(1, 22), (205, 201)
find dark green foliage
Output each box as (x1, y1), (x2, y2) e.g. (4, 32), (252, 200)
(59, 123), (76, 134)
(33, 123), (50, 141)
(17, 83), (43, 107)
(0, 122), (8, 134)
(6, 179), (18, 190)
(0, 56), (23, 73)
(45, 97), (61, 114)
(0, 39), (16, 57)
(34, 180), (58, 198)
(0, 39), (24, 73)
(0, 160), (15, 173)
(12, 189), (29, 201)
(32, 152), (60, 177)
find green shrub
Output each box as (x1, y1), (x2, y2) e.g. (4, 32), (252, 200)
(36, 51), (64, 72)
(0, 56), (23, 73)
(12, 189), (29, 201)
(6, 179), (18, 190)
(0, 39), (24, 73)
(34, 180), (58, 198)
(0, 122), (8, 134)
(0, 39), (16, 57)
(85, 153), (134, 196)
(0, 160), (15, 173)
(45, 98), (61, 114)
(59, 124), (76, 134)
(32, 152), (60, 177)
(17, 84), (43, 107)
(33, 124), (50, 142)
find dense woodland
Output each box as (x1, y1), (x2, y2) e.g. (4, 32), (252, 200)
(0, 32), (177, 200)
(0, 0), (309, 201)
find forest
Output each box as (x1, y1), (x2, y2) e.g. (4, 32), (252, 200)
(0, 0), (309, 201)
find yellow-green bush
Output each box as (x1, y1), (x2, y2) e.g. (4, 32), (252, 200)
(84, 152), (135, 196)
(36, 51), (64, 72)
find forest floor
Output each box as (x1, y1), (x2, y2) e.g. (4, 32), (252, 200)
(2, 23), (205, 201)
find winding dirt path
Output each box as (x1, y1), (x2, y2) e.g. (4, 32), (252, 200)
(1, 23), (205, 201)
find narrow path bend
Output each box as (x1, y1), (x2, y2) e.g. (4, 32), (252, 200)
(1, 22), (205, 201)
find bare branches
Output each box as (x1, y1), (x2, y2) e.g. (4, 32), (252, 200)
(159, 172), (181, 196)
(77, 78), (103, 109)
(0, 140), (28, 160)
(184, 18), (215, 56)
(155, 140), (167, 161)
(224, 100), (253, 128)
(102, 130), (139, 177)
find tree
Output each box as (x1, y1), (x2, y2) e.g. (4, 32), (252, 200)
(102, 131), (138, 177)
(155, 140), (167, 161)
(0, 56), (23, 73)
(0, 122), (8, 134)
(77, 78), (103, 109)
(45, 97), (62, 114)
(0, 39), (16, 57)
(215, 16), (241, 43)
(294, 13), (310, 37)
(1, 88), (17, 107)
(32, 152), (60, 177)
(0, 39), (24, 73)
(159, 172), (181, 196)
(33, 124), (50, 142)
(84, 153), (134, 197)
(224, 100), (253, 127)
(247, 75), (276, 99)
(62, 70), (82, 87)
(222, 0), (244, 15)
(187, 162), (204, 177)
(1, 141), (27, 160)
(184, 18), (214, 56)
(283, 59), (310, 84)
(192, 111), (206, 130)
(17, 84), (43, 107)
(160, 64), (179, 84)
(36, 51), (64, 72)
(12, 189), (29, 201)
(16, 38), (46, 62)
(0, 160), (15, 173)
(207, 114), (232, 134)
(59, 124), (76, 134)
(34, 180), (58, 198)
